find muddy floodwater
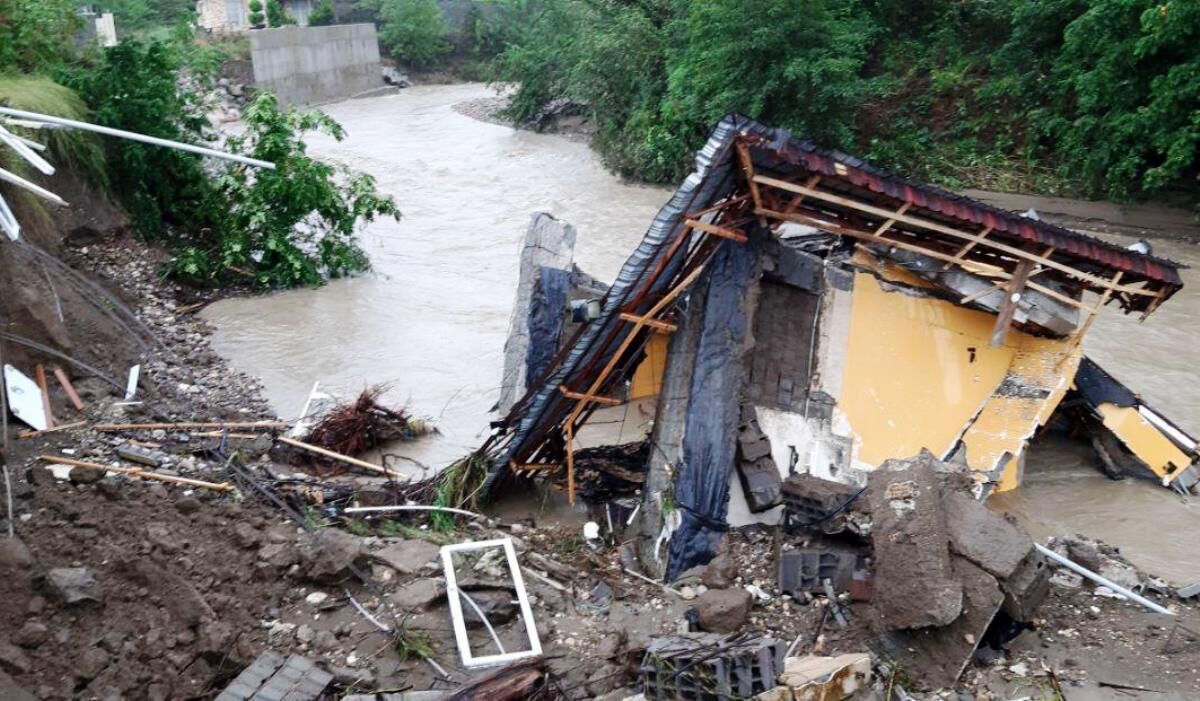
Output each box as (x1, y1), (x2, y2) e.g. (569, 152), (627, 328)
(205, 83), (1200, 583)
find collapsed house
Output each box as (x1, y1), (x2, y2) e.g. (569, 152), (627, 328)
(484, 115), (1196, 581)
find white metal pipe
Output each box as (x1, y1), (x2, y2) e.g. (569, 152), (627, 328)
(0, 166), (67, 205)
(0, 126), (54, 174)
(343, 504), (483, 519)
(0, 107), (275, 170)
(1036, 544), (1173, 616)
(0, 193), (19, 240)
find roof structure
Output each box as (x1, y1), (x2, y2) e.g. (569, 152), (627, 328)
(480, 115), (1185, 496)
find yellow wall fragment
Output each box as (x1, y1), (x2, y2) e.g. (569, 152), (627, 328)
(960, 335), (1081, 491)
(838, 272), (1017, 467)
(630, 331), (669, 400)
(1097, 403), (1193, 479)
(839, 270), (1080, 491)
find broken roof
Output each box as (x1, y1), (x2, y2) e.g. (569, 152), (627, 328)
(480, 115), (1184, 491)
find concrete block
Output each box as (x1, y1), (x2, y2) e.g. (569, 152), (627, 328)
(1001, 549), (1052, 622)
(945, 491), (1032, 579)
(778, 548), (858, 595)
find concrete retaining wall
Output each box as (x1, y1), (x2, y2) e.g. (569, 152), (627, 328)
(250, 24), (383, 106)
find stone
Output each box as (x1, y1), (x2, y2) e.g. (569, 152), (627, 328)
(0, 537), (33, 570)
(391, 579), (446, 611)
(305, 591), (329, 606)
(944, 492), (1032, 579)
(700, 551), (738, 589)
(0, 641), (30, 675)
(46, 567), (101, 605)
(68, 465), (106, 484)
(0, 670), (34, 701)
(175, 496), (202, 514)
(145, 523), (179, 553)
(27, 466), (57, 488)
(12, 621), (49, 648)
(461, 590), (518, 627)
(233, 522), (261, 549)
(326, 664), (376, 688)
(371, 539), (440, 576)
(298, 529), (367, 584)
(76, 647), (110, 681)
(693, 589), (753, 633)
(296, 624), (315, 644)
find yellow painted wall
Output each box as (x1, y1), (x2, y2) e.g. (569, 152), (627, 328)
(838, 272), (1018, 466)
(631, 332), (670, 400)
(1098, 403), (1194, 480)
(960, 335), (1081, 491)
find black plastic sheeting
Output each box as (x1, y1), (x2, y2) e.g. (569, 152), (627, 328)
(666, 231), (762, 581)
(526, 266), (570, 386)
(1074, 356), (1138, 408)
(486, 115), (765, 490)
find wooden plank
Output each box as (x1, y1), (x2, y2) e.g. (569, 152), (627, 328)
(1069, 271), (1125, 350)
(565, 426), (576, 505)
(619, 312), (677, 333)
(944, 226), (993, 268)
(874, 202), (912, 236)
(38, 455), (235, 492)
(276, 436), (408, 480)
(684, 193), (751, 220)
(783, 175), (822, 214)
(17, 420), (87, 440)
(509, 460), (559, 473)
(685, 218), (748, 243)
(990, 260), (1036, 347)
(558, 385), (622, 407)
(34, 364), (54, 429)
(736, 141), (765, 213)
(752, 175), (1159, 298)
(52, 367), (84, 411)
(757, 207), (1093, 313)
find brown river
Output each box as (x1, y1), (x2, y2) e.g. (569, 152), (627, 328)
(204, 84), (1200, 584)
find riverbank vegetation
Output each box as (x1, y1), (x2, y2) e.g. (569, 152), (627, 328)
(490, 0), (1199, 208)
(0, 0), (397, 288)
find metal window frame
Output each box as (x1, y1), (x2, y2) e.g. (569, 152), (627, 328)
(440, 537), (543, 668)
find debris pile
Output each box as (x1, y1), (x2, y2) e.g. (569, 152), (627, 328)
(304, 385), (434, 458)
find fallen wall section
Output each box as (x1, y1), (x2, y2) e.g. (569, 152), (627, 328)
(250, 24), (383, 106)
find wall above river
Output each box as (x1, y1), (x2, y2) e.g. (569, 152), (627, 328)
(250, 24), (383, 107)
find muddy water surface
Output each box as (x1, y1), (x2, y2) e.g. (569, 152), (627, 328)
(204, 84), (668, 472)
(205, 84), (1200, 581)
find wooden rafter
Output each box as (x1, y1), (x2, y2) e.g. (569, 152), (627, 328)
(990, 260), (1036, 347)
(945, 226), (993, 268)
(736, 141), (767, 226)
(558, 385), (621, 407)
(783, 175), (822, 214)
(874, 202), (912, 237)
(758, 207), (1093, 313)
(752, 175), (1163, 299)
(685, 218), (748, 243)
(619, 312), (677, 332)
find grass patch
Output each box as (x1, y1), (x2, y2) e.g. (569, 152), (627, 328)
(432, 451), (489, 529)
(0, 76), (107, 187)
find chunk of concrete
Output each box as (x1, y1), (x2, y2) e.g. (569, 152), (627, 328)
(944, 491), (1032, 579)
(298, 529), (368, 584)
(770, 652), (872, 700)
(867, 453), (961, 630)
(694, 588), (753, 633)
(371, 539), (440, 576)
(872, 557), (1003, 691)
(391, 578), (446, 611)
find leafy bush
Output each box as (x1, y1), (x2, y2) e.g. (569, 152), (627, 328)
(0, 0), (80, 73)
(373, 0), (452, 68)
(60, 40), (217, 239)
(266, 0), (297, 27)
(248, 0), (265, 28)
(308, 0), (336, 26)
(171, 93), (399, 287)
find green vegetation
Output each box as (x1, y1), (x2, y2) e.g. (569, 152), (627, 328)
(308, 0), (336, 27)
(0, 0), (80, 73)
(266, 0), (296, 27)
(372, 0), (452, 69)
(1, 6), (399, 290)
(248, 0), (265, 29)
(493, 0), (1200, 207)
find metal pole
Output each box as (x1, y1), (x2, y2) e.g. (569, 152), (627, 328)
(1036, 544), (1174, 616)
(0, 107), (276, 170)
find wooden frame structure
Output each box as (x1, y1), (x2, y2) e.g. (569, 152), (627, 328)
(482, 125), (1183, 501)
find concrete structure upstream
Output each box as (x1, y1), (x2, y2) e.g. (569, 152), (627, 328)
(249, 24), (383, 107)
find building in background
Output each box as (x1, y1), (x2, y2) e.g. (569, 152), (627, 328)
(197, 0), (315, 32)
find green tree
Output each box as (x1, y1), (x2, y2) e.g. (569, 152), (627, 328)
(248, 0), (265, 28)
(266, 0), (296, 27)
(0, 0), (80, 73)
(308, 0), (336, 26)
(174, 93), (400, 287)
(60, 39), (217, 238)
(374, 0), (451, 68)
